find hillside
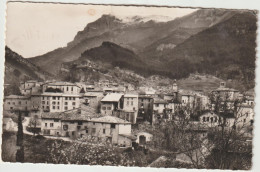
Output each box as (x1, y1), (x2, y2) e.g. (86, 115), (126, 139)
(161, 11), (256, 90)
(4, 46), (52, 85)
(29, 9), (236, 74)
(60, 42), (171, 81)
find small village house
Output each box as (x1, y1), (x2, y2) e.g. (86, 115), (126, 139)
(100, 93), (124, 115)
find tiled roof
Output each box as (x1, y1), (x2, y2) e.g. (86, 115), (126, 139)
(41, 92), (81, 97)
(5, 95), (30, 99)
(154, 98), (167, 104)
(101, 93), (123, 102)
(90, 116), (131, 124)
(46, 82), (80, 87)
(119, 134), (137, 140)
(124, 94), (138, 98)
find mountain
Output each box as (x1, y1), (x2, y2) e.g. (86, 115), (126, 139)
(4, 46), (52, 85)
(29, 9), (236, 74)
(61, 41), (170, 80)
(163, 11), (257, 90)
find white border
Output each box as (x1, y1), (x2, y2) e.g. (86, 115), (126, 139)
(0, 0), (259, 172)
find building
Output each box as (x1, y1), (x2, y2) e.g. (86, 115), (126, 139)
(137, 96), (154, 124)
(181, 93), (195, 107)
(100, 93), (124, 115)
(3, 95), (31, 112)
(41, 111), (135, 147)
(83, 92), (104, 112)
(123, 94), (139, 123)
(135, 132), (153, 145)
(2, 117), (16, 131)
(153, 98), (167, 114)
(41, 92), (81, 112)
(43, 82), (80, 94)
(211, 82), (240, 102)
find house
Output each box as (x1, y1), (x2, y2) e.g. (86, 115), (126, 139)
(181, 92), (195, 107)
(41, 112), (62, 136)
(41, 92), (81, 112)
(199, 111), (235, 128)
(3, 95), (31, 112)
(2, 117), (16, 131)
(100, 93), (124, 115)
(123, 94), (139, 123)
(211, 82), (239, 102)
(41, 111), (135, 147)
(153, 98), (167, 114)
(81, 116), (134, 147)
(83, 92), (104, 112)
(137, 96), (154, 124)
(136, 132), (153, 145)
(43, 82), (80, 94)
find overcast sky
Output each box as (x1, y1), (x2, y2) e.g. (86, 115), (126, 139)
(5, 2), (197, 58)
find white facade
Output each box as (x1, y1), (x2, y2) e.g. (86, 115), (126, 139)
(41, 93), (81, 112)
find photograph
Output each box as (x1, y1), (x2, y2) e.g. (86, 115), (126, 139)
(1, 1), (257, 170)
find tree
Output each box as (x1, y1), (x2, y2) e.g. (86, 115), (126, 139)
(152, 91), (253, 170)
(16, 111), (24, 162)
(28, 115), (41, 135)
(47, 135), (136, 166)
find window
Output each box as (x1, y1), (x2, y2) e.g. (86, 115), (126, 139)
(70, 121), (74, 124)
(86, 129), (88, 133)
(46, 106), (49, 109)
(7, 102), (10, 105)
(107, 107), (111, 110)
(58, 97), (60, 100)
(93, 122), (95, 125)
(50, 123), (54, 127)
(13, 102), (15, 105)
(78, 121), (83, 125)
(72, 131), (75, 136)
(52, 102), (56, 105)
(57, 102), (60, 105)
(54, 119), (59, 122)
(67, 87), (69, 91)
(244, 119), (246, 123)
(65, 102), (68, 105)
(77, 126), (81, 130)
(65, 97), (68, 100)
(102, 107), (106, 110)
(111, 124), (116, 129)
(19, 101), (21, 105)
(53, 96), (56, 100)
(42, 106), (44, 109)
(215, 117), (218, 122)
(57, 106), (60, 109)
(53, 106), (55, 109)
(73, 97), (75, 100)
(71, 87), (73, 91)
(103, 129), (106, 134)
(65, 106), (68, 110)
(207, 117), (209, 122)
(45, 123), (47, 127)
(69, 97), (72, 100)
(72, 102), (76, 105)
(10, 107), (13, 110)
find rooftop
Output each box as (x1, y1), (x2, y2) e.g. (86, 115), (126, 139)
(45, 82), (80, 87)
(101, 93), (123, 102)
(90, 116), (131, 124)
(5, 95), (30, 99)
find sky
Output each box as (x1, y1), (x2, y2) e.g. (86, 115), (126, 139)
(5, 2), (197, 58)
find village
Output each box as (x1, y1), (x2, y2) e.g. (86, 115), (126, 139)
(2, 78), (254, 165)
